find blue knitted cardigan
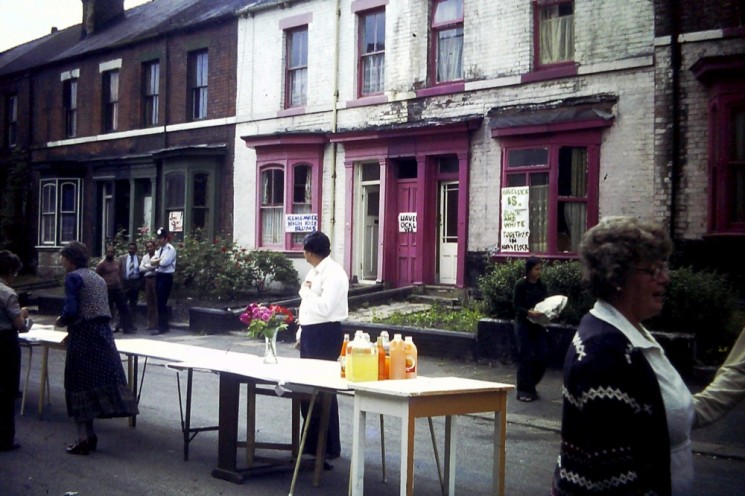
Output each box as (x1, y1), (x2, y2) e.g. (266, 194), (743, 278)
(552, 313), (671, 496)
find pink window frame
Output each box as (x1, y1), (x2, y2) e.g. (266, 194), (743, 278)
(284, 26), (309, 110)
(357, 8), (386, 98)
(708, 92), (745, 234)
(530, 0), (576, 74)
(246, 136), (325, 251)
(429, 0), (464, 87)
(497, 131), (602, 258)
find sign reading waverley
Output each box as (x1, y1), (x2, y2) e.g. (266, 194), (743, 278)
(285, 213), (318, 233)
(500, 187), (529, 253)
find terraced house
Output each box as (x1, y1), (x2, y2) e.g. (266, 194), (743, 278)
(1, 0), (744, 289)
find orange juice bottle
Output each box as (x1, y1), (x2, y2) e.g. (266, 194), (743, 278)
(338, 333), (350, 378)
(389, 333), (406, 380)
(404, 336), (418, 379)
(380, 331), (390, 379)
(377, 336), (387, 380)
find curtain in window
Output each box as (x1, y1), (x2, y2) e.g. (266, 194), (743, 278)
(539, 7), (574, 64)
(562, 148), (587, 251)
(261, 170), (283, 245)
(529, 181), (549, 252)
(290, 68), (307, 107)
(437, 27), (463, 82)
(41, 184), (56, 244)
(363, 53), (384, 94)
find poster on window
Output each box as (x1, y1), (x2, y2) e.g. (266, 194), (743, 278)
(500, 187), (530, 253)
(398, 212), (417, 233)
(169, 211), (184, 233)
(285, 213), (318, 233)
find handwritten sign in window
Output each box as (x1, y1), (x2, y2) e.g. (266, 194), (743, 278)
(398, 212), (417, 233)
(285, 213), (318, 233)
(500, 187), (529, 253)
(169, 211), (184, 233)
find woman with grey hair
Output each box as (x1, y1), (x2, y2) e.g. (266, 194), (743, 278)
(56, 241), (138, 455)
(552, 216), (690, 495)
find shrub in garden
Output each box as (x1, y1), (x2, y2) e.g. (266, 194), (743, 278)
(245, 250), (300, 296)
(477, 259), (524, 319)
(647, 266), (739, 363)
(541, 260), (594, 326)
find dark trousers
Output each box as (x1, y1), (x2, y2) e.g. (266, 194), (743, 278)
(299, 321), (343, 458)
(514, 319), (548, 396)
(0, 334), (20, 447)
(107, 288), (132, 331)
(155, 273), (173, 332)
(122, 278), (142, 323)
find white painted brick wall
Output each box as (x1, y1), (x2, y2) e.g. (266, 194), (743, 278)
(234, 0), (670, 256)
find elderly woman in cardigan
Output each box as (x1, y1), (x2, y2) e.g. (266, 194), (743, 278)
(553, 217), (692, 495)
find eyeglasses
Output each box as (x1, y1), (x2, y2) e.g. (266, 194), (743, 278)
(635, 262), (669, 279)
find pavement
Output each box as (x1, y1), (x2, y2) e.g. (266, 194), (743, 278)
(1, 308), (744, 496)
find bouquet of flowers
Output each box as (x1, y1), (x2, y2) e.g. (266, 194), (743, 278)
(240, 303), (294, 363)
(240, 303), (294, 338)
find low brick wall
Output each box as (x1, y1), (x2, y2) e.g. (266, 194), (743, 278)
(476, 318), (696, 375)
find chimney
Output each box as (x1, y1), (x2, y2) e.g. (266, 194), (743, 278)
(81, 0), (125, 37)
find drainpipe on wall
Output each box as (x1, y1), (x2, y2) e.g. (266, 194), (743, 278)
(329, 0), (341, 245)
(669, 0), (681, 242)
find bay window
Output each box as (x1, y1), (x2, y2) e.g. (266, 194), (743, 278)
(501, 140), (597, 255)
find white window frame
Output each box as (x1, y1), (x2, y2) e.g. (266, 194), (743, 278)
(38, 178), (82, 247)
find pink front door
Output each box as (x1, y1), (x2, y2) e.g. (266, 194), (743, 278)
(396, 179), (417, 287)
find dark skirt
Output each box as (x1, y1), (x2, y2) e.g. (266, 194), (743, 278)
(64, 318), (139, 421)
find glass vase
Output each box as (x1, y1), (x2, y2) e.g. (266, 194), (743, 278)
(263, 330), (279, 364)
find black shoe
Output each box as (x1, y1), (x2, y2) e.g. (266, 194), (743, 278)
(0, 443), (21, 452)
(66, 439), (90, 455)
(323, 461), (333, 471)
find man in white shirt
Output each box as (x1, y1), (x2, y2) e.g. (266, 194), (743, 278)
(298, 231), (348, 463)
(119, 242), (141, 332)
(151, 227), (177, 335)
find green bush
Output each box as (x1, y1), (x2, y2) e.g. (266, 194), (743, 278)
(477, 258), (524, 319)
(160, 229), (299, 301)
(647, 267), (739, 362)
(541, 260), (594, 326)
(477, 258), (739, 363)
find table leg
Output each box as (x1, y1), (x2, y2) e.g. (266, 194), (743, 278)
(350, 401), (367, 496)
(20, 344), (32, 416)
(495, 398), (507, 496)
(312, 392), (333, 487)
(246, 382), (256, 467)
(212, 372), (243, 483)
(444, 415), (457, 496)
(128, 355), (138, 427)
(38, 345), (49, 419)
(183, 368), (193, 461)
(401, 411), (416, 496)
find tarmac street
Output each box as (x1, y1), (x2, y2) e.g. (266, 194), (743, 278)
(1, 313), (744, 496)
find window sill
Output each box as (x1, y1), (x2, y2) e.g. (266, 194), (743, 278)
(521, 64), (578, 84)
(415, 82), (465, 99)
(490, 252), (579, 261)
(277, 107), (306, 118)
(346, 94), (387, 108)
